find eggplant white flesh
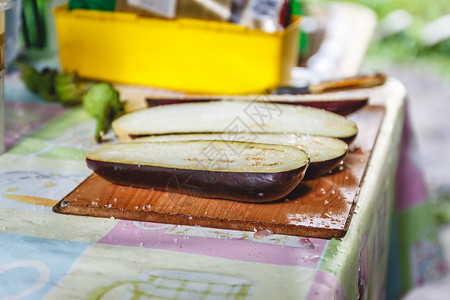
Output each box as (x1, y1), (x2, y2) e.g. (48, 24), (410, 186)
(112, 101), (358, 143)
(134, 133), (348, 179)
(86, 141), (310, 202)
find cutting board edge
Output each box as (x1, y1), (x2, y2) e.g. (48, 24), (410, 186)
(54, 199), (345, 239)
(343, 104), (386, 234)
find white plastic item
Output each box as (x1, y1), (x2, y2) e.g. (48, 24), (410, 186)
(5, 0), (21, 69)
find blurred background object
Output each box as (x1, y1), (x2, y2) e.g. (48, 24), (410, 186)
(0, 0), (14, 154)
(375, 9), (412, 40)
(341, 0), (449, 75)
(6, 0), (66, 63)
(5, 0), (21, 69)
(51, 1), (302, 95)
(337, 0), (449, 193)
(420, 14), (450, 47)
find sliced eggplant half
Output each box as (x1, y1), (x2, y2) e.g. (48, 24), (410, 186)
(135, 133), (348, 179)
(112, 101), (358, 143)
(86, 141), (310, 202)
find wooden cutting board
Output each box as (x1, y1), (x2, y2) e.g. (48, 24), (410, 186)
(54, 105), (385, 239)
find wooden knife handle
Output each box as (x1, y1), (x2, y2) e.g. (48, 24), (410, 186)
(308, 73), (387, 94)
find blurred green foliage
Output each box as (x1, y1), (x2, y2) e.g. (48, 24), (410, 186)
(344, 0), (449, 20)
(340, 0), (450, 75)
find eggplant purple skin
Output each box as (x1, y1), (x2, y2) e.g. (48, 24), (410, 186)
(275, 99), (368, 116)
(146, 98), (218, 107)
(145, 98), (368, 116)
(304, 151), (348, 180)
(340, 134), (357, 144)
(86, 158), (308, 203)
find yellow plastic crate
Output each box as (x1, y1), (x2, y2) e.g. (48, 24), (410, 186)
(54, 5), (300, 95)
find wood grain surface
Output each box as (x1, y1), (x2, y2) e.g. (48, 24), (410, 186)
(54, 105), (385, 239)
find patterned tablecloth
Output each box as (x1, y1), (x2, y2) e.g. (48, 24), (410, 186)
(1, 68), (445, 300)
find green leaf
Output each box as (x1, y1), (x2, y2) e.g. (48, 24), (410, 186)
(17, 62), (124, 142)
(82, 83), (123, 142)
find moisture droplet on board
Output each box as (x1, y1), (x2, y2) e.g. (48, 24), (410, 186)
(254, 228), (274, 238)
(322, 212), (332, 218)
